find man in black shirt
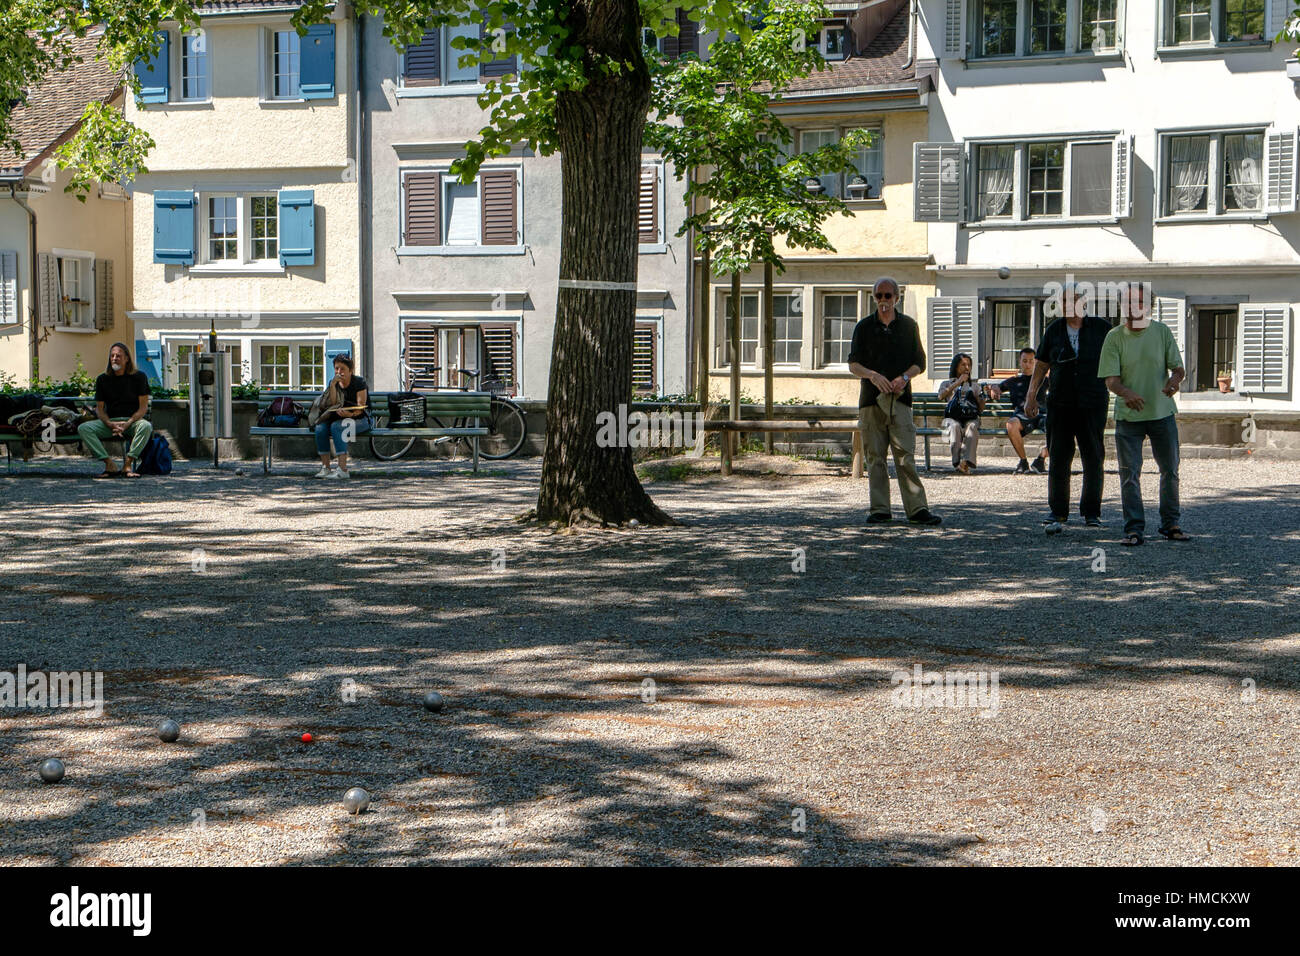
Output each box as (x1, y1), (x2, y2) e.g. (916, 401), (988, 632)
(77, 342), (153, 478)
(989, 347), (1048, 475)
(1025, 284), (1113, 533)
(847, 277), (941, 526)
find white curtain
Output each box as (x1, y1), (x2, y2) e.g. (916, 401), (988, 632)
(979, 146), (1014, 218)
(1224, 135), (1263, 210)
(1170, 137), (1209, 212)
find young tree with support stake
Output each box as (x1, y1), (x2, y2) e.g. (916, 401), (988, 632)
(3, 0), (863, 528)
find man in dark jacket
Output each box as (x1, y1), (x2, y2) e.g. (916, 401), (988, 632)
(1025, 283), (1113, 534)
(847, 278), (942, 526)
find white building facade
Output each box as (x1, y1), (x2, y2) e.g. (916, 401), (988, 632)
(912, 0), (1298, 443)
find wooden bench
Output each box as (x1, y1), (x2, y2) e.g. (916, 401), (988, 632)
(248, 391), (491, 473)
(912, 391), (1118, 472)
(703, 419), (865, 478)
(1, 398), (145, 473)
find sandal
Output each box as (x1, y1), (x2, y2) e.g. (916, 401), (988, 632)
(1121, 533), (1144, 546)
(1158, 527), (1191, 542)
(123, 470), (142, 479)
(94, 470), (117, 479)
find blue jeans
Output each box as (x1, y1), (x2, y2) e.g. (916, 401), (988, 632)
(315, 415), (370, 455)
(1115, 414), (1181, 536)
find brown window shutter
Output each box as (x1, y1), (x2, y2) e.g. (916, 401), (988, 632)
(675, 9), (698, 58)
(404, 323), (439, 389)
(480, 323), (517, 395)
(404, 173), (441, 246)
(37, 253), (60, 326)
(403, 29), (441, 87)
(633, 322), (657, 394)
(638, 164), (659, 244)
(480, 169), (517, 245)
(95, 258), (114, 331)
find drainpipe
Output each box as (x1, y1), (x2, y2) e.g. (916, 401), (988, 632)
(903, 0), (917, 70)
(355, 9), (373, 384)
(8, 183), (39, 385)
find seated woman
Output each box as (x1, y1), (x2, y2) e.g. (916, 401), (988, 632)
(314, 354), (370, 479)
(937, 352), (985, 475)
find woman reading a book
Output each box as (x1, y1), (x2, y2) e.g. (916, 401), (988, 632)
(313, 353), (371, 479)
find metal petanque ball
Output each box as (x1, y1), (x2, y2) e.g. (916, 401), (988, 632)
(39, 758), (65, 784)
(157, 719), (181, 743)
(343, 787), (371, 815)
(423, 691), (444, 713)
(997, 266), (1011, 280)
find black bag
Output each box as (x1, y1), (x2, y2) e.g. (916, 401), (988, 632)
(945, 385), (981, 424)
(386, 392), (425, 426)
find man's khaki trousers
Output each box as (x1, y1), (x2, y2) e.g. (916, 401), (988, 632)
(859, 395), (930, 518)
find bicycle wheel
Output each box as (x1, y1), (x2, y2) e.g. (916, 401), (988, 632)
(478, 398), (527, 460)
(368, 414), (416, 461)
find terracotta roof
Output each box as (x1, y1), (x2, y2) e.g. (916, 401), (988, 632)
(782, 8), (916, 95)
(0, 29), (122, 173)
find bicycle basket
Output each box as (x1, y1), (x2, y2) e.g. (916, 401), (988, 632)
(479, 378), (511, 396)
(386, 392), (426, 426)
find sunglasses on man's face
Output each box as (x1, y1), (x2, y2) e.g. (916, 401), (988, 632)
(874, 292), (895, 300)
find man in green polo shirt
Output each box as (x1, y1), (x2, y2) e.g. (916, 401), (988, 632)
(1098, 283), (1189, 546)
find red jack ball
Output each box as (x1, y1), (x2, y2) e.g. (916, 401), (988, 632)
(301, 733), (313, 743)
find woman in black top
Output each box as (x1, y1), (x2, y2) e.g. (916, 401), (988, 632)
(313, 353), (371, 479)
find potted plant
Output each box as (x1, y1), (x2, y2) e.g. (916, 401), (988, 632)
(1217, 369), (1233, 393)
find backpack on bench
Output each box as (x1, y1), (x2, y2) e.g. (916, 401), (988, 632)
(258, 396), (305, 428)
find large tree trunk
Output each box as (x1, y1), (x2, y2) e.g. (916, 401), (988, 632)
(535, 0), (672, 526)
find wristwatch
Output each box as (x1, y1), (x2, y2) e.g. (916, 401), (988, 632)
(902, 373), (910, 383)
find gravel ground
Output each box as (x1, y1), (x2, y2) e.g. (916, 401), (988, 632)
(0, 451), (1297, 866)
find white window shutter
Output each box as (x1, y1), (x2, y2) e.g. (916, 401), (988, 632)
(0, 250), (17, 325)
(913, 143), (965, 222)
(944, 0), (965, 57)
(1154, 295), (1186, 385)
(1112, 133), (1133, 218)
(1236, 303), (1291, 394)
(1267, 0), (1290, 33)
(927, 296), (979, 380)
(37, 253), (60, 327)
(1265, 127), (1297, 214)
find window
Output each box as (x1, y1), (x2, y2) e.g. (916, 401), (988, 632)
(822, 293), (858, 365)
(401, 168), (521, 249)
(272, 30), (300, 98)
(446, 24), (479, 84)
(174, 343), (199, 386)
(298, 344), (324, 389)
(207, 196), (239, 261)
(720, 292), (760, 366)
(1162, 0), (1271, 45)
(250, 196), (279, 261)
(1163, 130), (1264, 216)
(801, 128), (840, 197)
(403, 323), (519, 395)
(848, 129), (884, 199)
(815, 25), (847, 60)
(973, 0), (1122, 58)
(633, 322), (659, 395)
(773, 292), (803, 365)
(200, 193), (281, 264)
(991, 301), (1033, 372)
(970, 138), (1112, 221)
(254, 341), (322, 389)
(181, 32), (209, 101)
(259, 344), (291, 387)
(57, 257), (93, 328)
(1195, 309), (1238, 390)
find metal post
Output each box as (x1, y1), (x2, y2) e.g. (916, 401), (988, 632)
(729, 271), (742, 461)
(763, 257), (774, 455)
(699, 242), (711, 407)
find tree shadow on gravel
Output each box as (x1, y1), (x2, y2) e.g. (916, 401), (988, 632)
(0, 469), (1296, 865)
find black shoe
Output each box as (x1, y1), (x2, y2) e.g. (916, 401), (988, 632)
(1014, 460), (1030, 475)
(866, 512), (892, 524)
(1030, 456), (1047, 474)
(907, 509), (943, 526)
(1085, 516), (1103, 528)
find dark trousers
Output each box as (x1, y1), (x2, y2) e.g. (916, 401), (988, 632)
(1045, 403), (1108, 521)
(1115, 415), (1181, 536)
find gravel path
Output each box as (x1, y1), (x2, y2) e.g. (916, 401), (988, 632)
(1, 453), (1297, 865)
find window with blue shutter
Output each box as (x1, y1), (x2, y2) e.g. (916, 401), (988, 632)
(135, 31), (170, 104)
(299, 24), (336, 99)
(480, 21), (517, 77)
(136, 340), (162, 385)
(153, 191), (195, 265)
(325, 339), (353, 371)
(278, 190), (316, 266)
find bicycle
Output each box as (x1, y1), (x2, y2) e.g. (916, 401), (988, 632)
(369, 352), (528, 461)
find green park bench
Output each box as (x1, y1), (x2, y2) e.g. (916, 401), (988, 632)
(248, 391), (491, 474)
